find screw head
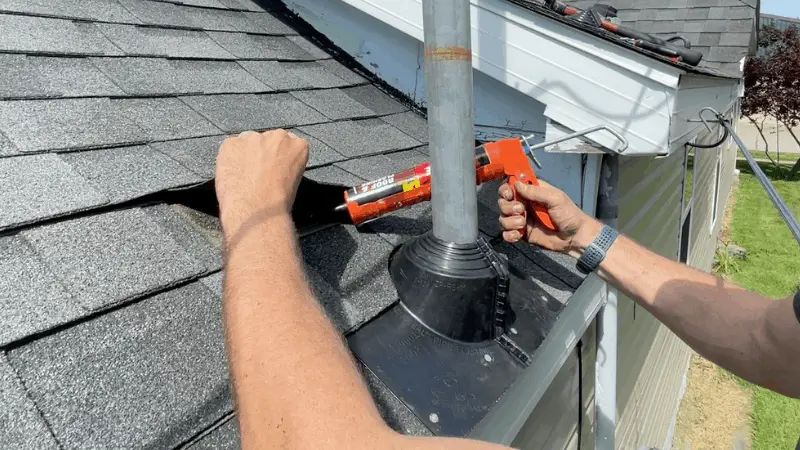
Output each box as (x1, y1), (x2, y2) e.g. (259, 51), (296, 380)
(429, 413), (439, 423)
(510, 327), (518, 335)
(483, 354), (493, 363)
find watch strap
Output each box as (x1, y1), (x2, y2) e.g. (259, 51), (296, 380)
(576, 224), (618, 274)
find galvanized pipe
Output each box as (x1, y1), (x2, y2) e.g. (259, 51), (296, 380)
(422, 0), (479, 244)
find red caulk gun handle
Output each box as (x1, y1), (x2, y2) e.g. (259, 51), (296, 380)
(485, 139), (557, 234)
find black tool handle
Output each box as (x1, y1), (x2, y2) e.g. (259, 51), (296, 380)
(614, 24), (703, 66)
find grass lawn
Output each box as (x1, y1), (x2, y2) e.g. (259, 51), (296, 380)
(744, 150), (799, 165)
(728, 160), (800, 449)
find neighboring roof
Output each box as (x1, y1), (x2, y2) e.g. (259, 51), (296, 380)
(0, 0), (582, 447)
(563, 0), (760, 75)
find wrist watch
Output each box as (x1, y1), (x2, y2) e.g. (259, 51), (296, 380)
(576, 224), (618, 274)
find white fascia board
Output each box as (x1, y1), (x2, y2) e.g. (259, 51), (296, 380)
(334, 0), (685, 154)
(668, 74), (739, 153)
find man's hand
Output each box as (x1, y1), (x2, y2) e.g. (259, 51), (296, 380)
(215, 129), (308, 236)
(497, 181), (601, 255)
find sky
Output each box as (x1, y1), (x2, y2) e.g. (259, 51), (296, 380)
(761, 0), (800, 19)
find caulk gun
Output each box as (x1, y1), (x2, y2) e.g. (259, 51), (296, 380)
(297, 125), (627, 233)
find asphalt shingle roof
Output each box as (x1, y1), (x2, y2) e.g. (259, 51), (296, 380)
(563, 0), (759, 75)
(0, 0), (584, 446)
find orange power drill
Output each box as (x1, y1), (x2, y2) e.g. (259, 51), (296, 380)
(335, 137), (557, 232)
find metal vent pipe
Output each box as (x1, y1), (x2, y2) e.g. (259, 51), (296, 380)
(422, 0), (479, 244)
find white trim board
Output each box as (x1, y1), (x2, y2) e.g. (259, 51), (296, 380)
(284, 0), (741, 156)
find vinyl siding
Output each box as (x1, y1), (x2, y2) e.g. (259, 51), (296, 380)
(611, 119), (738, 449)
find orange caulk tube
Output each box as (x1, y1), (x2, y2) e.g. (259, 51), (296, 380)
(339, 140), (557, 232)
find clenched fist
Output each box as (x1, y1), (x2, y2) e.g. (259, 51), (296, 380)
(216, 129), (308, 236)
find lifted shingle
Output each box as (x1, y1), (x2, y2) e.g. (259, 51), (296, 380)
(238, 60), (357, 90)
(0, 354), (59, 449)
(91, 57), (269, 96)
(208, 32), (315, 60)
(301, 225), (398, 333)
(335, 148), (427, 181)
(59, 145), (205, 203)
(181, 93), (327, 132)
(6, 281), (230, 450)
(0, 154), (108, 230)
(304, 164), (364, 187)
(0, 0), (140, 25)
(97, 23), (234, 59)
(0, 55), (124, 99)
(292, 88), (377, 120)
(0, 236), (85, 346)
(299, 119), (421, 157)
(341, 85), (408, 115)
(151, 135), (227, 178)
(0, 15), (123, 56)
(20, 208), (208, 310)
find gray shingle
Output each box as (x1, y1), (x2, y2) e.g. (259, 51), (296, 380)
(366, 201), (433, 247)
(707, 46), (745, 62)
(685, 6), (711, 20)
(292, 88), (377, 120)
(708, 6), (753, 20)
(176, 0), (228, 8)
(21, 208), (208, 310)
(6, 281), (230, 450)
(0, 235), (84, 346)
(697, 33), (722, 46)
(242, 12), (298, 35)
(116, 97), (222, 141)
(719, 33), (751, 46)
(287, 35), (332, 59)
(682, 20), (707, 33)
(317, 59), (368, 84)
(97, 23), (234, 59)
(151, 135), (227, 178)
(336, 149), (427, 181)
(183, 7), (268, 32)
(208, 32), (315, 59)
(91, 57), (268, 95)
(189, 419), (239, 450)
(380, 111), (429, 143)
(725, 19), (755, 33)
(0, 0), (141, 23)
(118, 0), (194, 28)
(59, 145), (204, 202)
(0, 15), (123, 56)
(181, 93), (327, 132)
(238, 60), (357, 90)
(0, 98), (146, 153)
(218, 0), (264, 11)
(299, 119), (422, 157)
(301, 225), (398, 332)
(292, 129), (346, 167)
(0, 154), (108, 230)
(143, 204), (223, 272)
(650, 21), (680, 34)
(341, 85), (409, 115)
(0, 131), (19, 156)
(0, 55), (124, 99)
(201, 271), (223, 296)
(0, 354), (59, 449)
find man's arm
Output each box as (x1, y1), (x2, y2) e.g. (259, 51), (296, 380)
(216, 130), (508, 449)
(498, 181), (800, 399)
